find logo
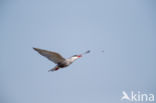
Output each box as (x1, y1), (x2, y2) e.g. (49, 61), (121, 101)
(121, 91), (154, 102)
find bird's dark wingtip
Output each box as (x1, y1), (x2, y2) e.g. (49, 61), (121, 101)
(33, 47), (38, 51)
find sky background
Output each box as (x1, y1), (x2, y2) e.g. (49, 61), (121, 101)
(0, 0), (156, 103)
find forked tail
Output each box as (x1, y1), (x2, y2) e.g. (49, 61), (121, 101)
(48, 66), (60, 72)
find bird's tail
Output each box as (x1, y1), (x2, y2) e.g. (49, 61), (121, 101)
(48, 66), (60, 72)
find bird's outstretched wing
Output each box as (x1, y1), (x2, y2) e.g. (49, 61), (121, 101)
(33, 48), (65, 64)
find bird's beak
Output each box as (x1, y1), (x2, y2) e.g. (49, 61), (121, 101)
(77, 55), (82, 58)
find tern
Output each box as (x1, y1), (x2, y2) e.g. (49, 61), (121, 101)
(33, 48), (90, 72)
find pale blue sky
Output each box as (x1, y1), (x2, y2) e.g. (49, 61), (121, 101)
(1, 0), (156, 103)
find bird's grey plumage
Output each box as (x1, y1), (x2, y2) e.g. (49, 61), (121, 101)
(33, 48), (65, 64)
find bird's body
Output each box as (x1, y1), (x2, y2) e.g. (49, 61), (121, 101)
(33, 48), (90, 72)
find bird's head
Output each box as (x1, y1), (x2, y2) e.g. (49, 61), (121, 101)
(69, 54), (82, 62)
(72, 54), (82, 58)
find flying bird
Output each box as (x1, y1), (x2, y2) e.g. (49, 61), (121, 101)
(33, 48), (90, 72)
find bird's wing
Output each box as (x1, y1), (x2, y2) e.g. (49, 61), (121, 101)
(33, 48), (65, 64)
